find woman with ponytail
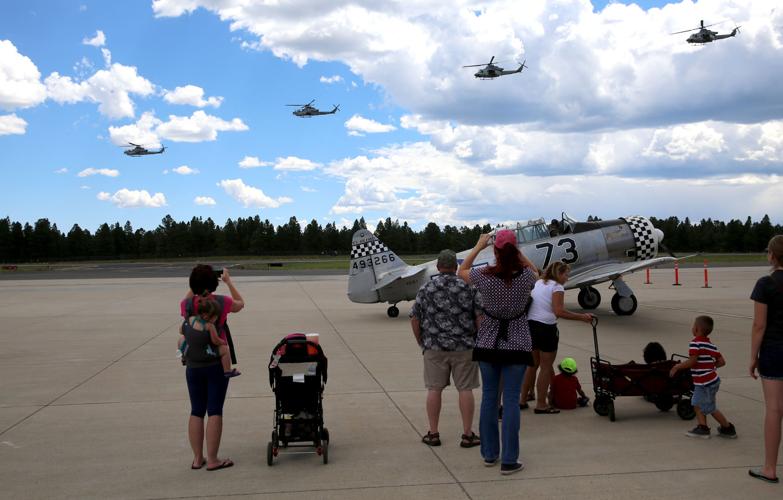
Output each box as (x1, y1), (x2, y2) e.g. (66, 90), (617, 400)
(458, 230), (537, 475)
(520, 261), (593, 414)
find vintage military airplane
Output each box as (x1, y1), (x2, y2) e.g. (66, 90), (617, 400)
(348, 214), (679, 318)
(286, 100), (340, 117)
(463, 57), (527, 79)
(122, 142), (166, 156)
(672, 20), (740, 44)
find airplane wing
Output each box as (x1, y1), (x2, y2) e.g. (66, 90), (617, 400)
(371, 265), (428, 291)
(564, 257), (676, 290)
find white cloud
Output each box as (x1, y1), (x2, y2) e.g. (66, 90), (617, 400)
(320, 75), (343, 84)
(0, 113), (27, 135)
(274, 156), (322, 171)
(217, 178), (292, 208)
(163, 85), (223, 108)
(108, 110), (247, 145)
(238, 155), (271, 168)
(101, 48), (112, 67)
(45, 63), (155, 119)
(77, 167), (119, 177)
(345, 114), (396, 136)
(55, 168), (68, 174)
(82, 30), (106, 47)
(152, 0), (783, 132)
(301, 186), (317, 192)
(97, 188), (167, 208)
(0, 40), (47, 111)
(194, 196), (216, 205)
(172, 165), (199, 175)
(156, 110), (248, 142)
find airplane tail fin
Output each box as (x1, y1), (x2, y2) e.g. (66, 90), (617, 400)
(347, 229), (407, 303)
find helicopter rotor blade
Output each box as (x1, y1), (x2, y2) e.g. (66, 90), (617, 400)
(308, 99), (315, 106)
(489, 56), (495, 64)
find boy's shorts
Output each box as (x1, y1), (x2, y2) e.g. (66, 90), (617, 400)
(691, 379), (720, 414)
(423, 349), (479, 391)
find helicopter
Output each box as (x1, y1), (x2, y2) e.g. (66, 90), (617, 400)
(121, 143), (166, 156)
(463, 56), (527, 79)
(286, 100), (340, 117)
(671, 20), (740, 44)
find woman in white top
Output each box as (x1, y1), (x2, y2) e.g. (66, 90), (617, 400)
(521, 262), (593, 413)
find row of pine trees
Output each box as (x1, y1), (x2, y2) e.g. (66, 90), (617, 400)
(0, 214), (779, 263)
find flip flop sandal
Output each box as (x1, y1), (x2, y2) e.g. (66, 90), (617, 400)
(206, 459), (234, 471)
(191, 460), (205, 470)
(749, 469), (779, 483)
(533, 407), (560, 414)
(460, 432), (480, 448)
(422, 431), (441, 446)
(224, 369), (242, 378)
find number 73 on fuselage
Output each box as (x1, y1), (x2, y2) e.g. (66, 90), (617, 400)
(348, 214), (678, 318)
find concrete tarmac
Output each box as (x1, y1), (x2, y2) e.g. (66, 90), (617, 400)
(0, 267), (780, 499)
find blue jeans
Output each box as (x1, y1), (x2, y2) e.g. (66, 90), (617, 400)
(478, 362), (527, 465)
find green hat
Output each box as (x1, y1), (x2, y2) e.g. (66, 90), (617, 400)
(560, 357), (578, 374)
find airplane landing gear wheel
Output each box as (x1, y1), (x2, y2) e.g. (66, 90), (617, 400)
(611, 293), (638, 316)
(578, 287), (601, 310)
(387, 305), (399, 318)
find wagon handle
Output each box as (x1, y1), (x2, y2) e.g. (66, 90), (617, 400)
(591, 316), (600, 361)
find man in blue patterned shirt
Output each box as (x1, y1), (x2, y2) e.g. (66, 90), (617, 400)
(411, 249), (483, 448)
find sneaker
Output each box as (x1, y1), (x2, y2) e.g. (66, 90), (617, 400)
(500, 462), (525, 475)
(718, 423), (737, 439)
(483, 458), (498, 467)
(686, 425), (711, 439)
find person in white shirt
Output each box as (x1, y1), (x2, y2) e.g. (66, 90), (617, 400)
(521, 262), (593, 414)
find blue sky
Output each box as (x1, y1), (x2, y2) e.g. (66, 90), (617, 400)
(1, 1), (781, 233)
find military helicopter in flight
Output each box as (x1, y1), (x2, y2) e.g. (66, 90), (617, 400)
(286, 100), (340, 117)
(348, 214), (684, 318)
(463, 56), (527, 79)
(121, 143), (166, 157)
(672, 20), (740, 44)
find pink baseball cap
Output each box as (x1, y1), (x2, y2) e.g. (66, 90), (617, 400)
(494, 229), (517, 249)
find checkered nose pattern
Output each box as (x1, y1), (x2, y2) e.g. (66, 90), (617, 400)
(623, 216), (657, 261)
(350, 239), (390, 260)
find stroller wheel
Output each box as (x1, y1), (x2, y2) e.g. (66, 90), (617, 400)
(322, 440), (329, 464)
(593, 396), (611, 417)
(677, 398), (696, 420)
(271, 430), (278, 446)
(266, 441), (274, 466)
(654, 395), (674, 412)
(321, 427), (330, 444)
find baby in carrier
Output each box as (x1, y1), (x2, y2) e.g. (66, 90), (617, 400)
(178, 298), (240, 378)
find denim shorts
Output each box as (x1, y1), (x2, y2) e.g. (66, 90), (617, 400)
(691, 379), (720, 414)
(759, 343), (783, 380)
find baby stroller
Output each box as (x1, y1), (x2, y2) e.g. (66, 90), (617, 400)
(267, 333), (329, 465)
(589, 318), (696, 422)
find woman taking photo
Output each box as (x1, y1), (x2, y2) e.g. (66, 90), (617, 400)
(181, 265), (245, 471)
(749, 235), (783, 483)
(458, 230), (537, 475)
(521, 262), (593, 414)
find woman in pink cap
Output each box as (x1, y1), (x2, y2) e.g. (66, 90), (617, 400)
(458, 230), (538, 475)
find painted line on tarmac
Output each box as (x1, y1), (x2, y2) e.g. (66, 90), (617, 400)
(643, 304), (752, 320)
(0, 310), (180, 438)
(293, 277), (476, 500)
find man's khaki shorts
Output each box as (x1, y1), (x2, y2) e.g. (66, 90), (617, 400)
(423, 349), (480, 391)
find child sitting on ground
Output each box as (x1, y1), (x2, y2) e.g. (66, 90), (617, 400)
(179, 298), (240, 378)
(670, 315), (735, 439)
(550, 357), (589, 409)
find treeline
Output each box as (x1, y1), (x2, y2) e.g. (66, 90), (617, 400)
(0, 214), (779, 263)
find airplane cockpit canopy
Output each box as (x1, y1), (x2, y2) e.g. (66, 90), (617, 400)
(496, 218), (550, 243)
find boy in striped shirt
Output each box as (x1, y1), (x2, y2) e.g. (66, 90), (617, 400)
(670, 315), (737, 439)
